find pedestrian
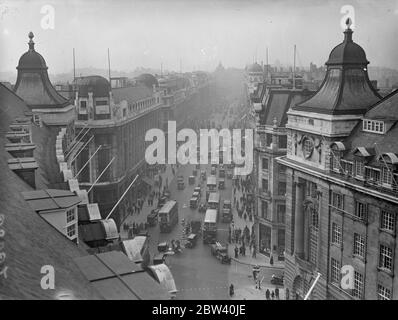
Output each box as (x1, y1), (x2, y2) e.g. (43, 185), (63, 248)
(229, 284), (234, 297)
(275, 288), (279, 300)
(252, 248), (257, 259)
(285, 288), (289, 300)
(271, 291), (275, 300)
(266, 289), (270, 300)
(270, 255), (274, 266)
(234, 246), (239, 258)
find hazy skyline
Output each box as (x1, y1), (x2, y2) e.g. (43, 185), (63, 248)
(1, 0), (398, 77)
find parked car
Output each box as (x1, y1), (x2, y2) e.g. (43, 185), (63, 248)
(271, 273), (284, 286)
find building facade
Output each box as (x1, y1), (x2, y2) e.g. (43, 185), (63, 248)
(72, 75), (164, 228)
(252, 82), (314, 260)
(275, 25), (398, 300)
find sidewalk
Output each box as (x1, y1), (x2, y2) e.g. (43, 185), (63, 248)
(228, 180), (284, 269)
(232, 285), (286, 300)
(120, 164), (176, 239)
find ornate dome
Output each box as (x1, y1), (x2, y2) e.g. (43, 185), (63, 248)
(75, 75), (110, 97)
(326, 27), (368, 66)
(293, 24), (380, 116)
(136, 73), (158, 89)
(247, 62), (263, 73)
(17, 32), (47, 70)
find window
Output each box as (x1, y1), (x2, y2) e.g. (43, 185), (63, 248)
(330, 150), (341, 172)
(382, 167), (393, 185)
(377, 285), (391, 300)
(66, 208), (75, 223)
(96, 100), (108, 106)
(262, 158), (269, 170)
(80, 101), (87, 109)
(365, 167), (381, 184)
(277, 204), (286, 223)
(355, 201), (367, 220)
(355, 160), (364, 177)
(262, 178), (268, 191)
(278, 164), (286, 175)
(331, 258), (341, 284)
(261, 201), (268, 219)
(381, 210), (395, 232)
(379, 245), (393, 272)
(278, 182), (286, 196)
(279, 135), (287, 149)
(331, 223), (342, 246)
(67, 224), (76, 238)
(352, 271), (364, 299)
(343, 161), (353, 176)
(353, 233), (365, 258)
(310, 210), (319, 228)
(332, 192), (344, 210)
(266, 134), (272, 146)
(363, 119), (385, 134)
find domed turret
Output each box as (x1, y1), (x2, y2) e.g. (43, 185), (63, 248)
(136, 73), (159, 89)
(14, 32), (70, 109)
(326, 20), (368, 66)
(75, 76), (110, 97)
(293, 23), (380, 115)
(247, 62), (263, 73)
(17, 32), (47, 70)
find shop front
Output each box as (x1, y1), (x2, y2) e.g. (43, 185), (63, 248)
(259, 223), (271, 256)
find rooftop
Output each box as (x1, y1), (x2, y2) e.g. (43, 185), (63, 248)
(293, 26), (380, 115)
(14, 32), (71, 109)
(0, 83), (102, 299)
(22, 189), (81, 213)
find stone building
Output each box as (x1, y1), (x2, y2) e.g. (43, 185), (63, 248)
(252, 85), (314, 261)
(275, 24), (398, 299)
(73, 75), (165, 228)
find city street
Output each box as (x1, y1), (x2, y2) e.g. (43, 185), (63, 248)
(121, 103), (285, 299)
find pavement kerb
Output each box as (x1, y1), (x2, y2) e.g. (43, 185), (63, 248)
(230, 256), (284, 269)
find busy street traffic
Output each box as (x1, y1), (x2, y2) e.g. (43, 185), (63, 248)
(120, 100), (285, 300)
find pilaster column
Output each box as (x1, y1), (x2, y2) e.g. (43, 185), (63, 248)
(294, 180), (305, 258)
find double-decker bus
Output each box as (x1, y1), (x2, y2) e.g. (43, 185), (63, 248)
(159, 200), (178, 233)
(203, 209), (218, 244)
(206, 175), (217, 201)
(207, 176), (217, 191)
(208, 192), (220, 214)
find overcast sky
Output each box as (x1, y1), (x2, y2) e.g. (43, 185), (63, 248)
(1, 0), (398, 75)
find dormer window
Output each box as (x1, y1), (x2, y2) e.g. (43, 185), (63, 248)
(355, 159), (364, 177)
(363, 119), (385, 134)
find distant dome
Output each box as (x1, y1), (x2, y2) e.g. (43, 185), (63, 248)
(17, 32), (47, 70)
(75, 75), (110, 97)
(326, 28), (368, 66)
(247, 62), (263, 73)
(136, 73), (158, 88)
